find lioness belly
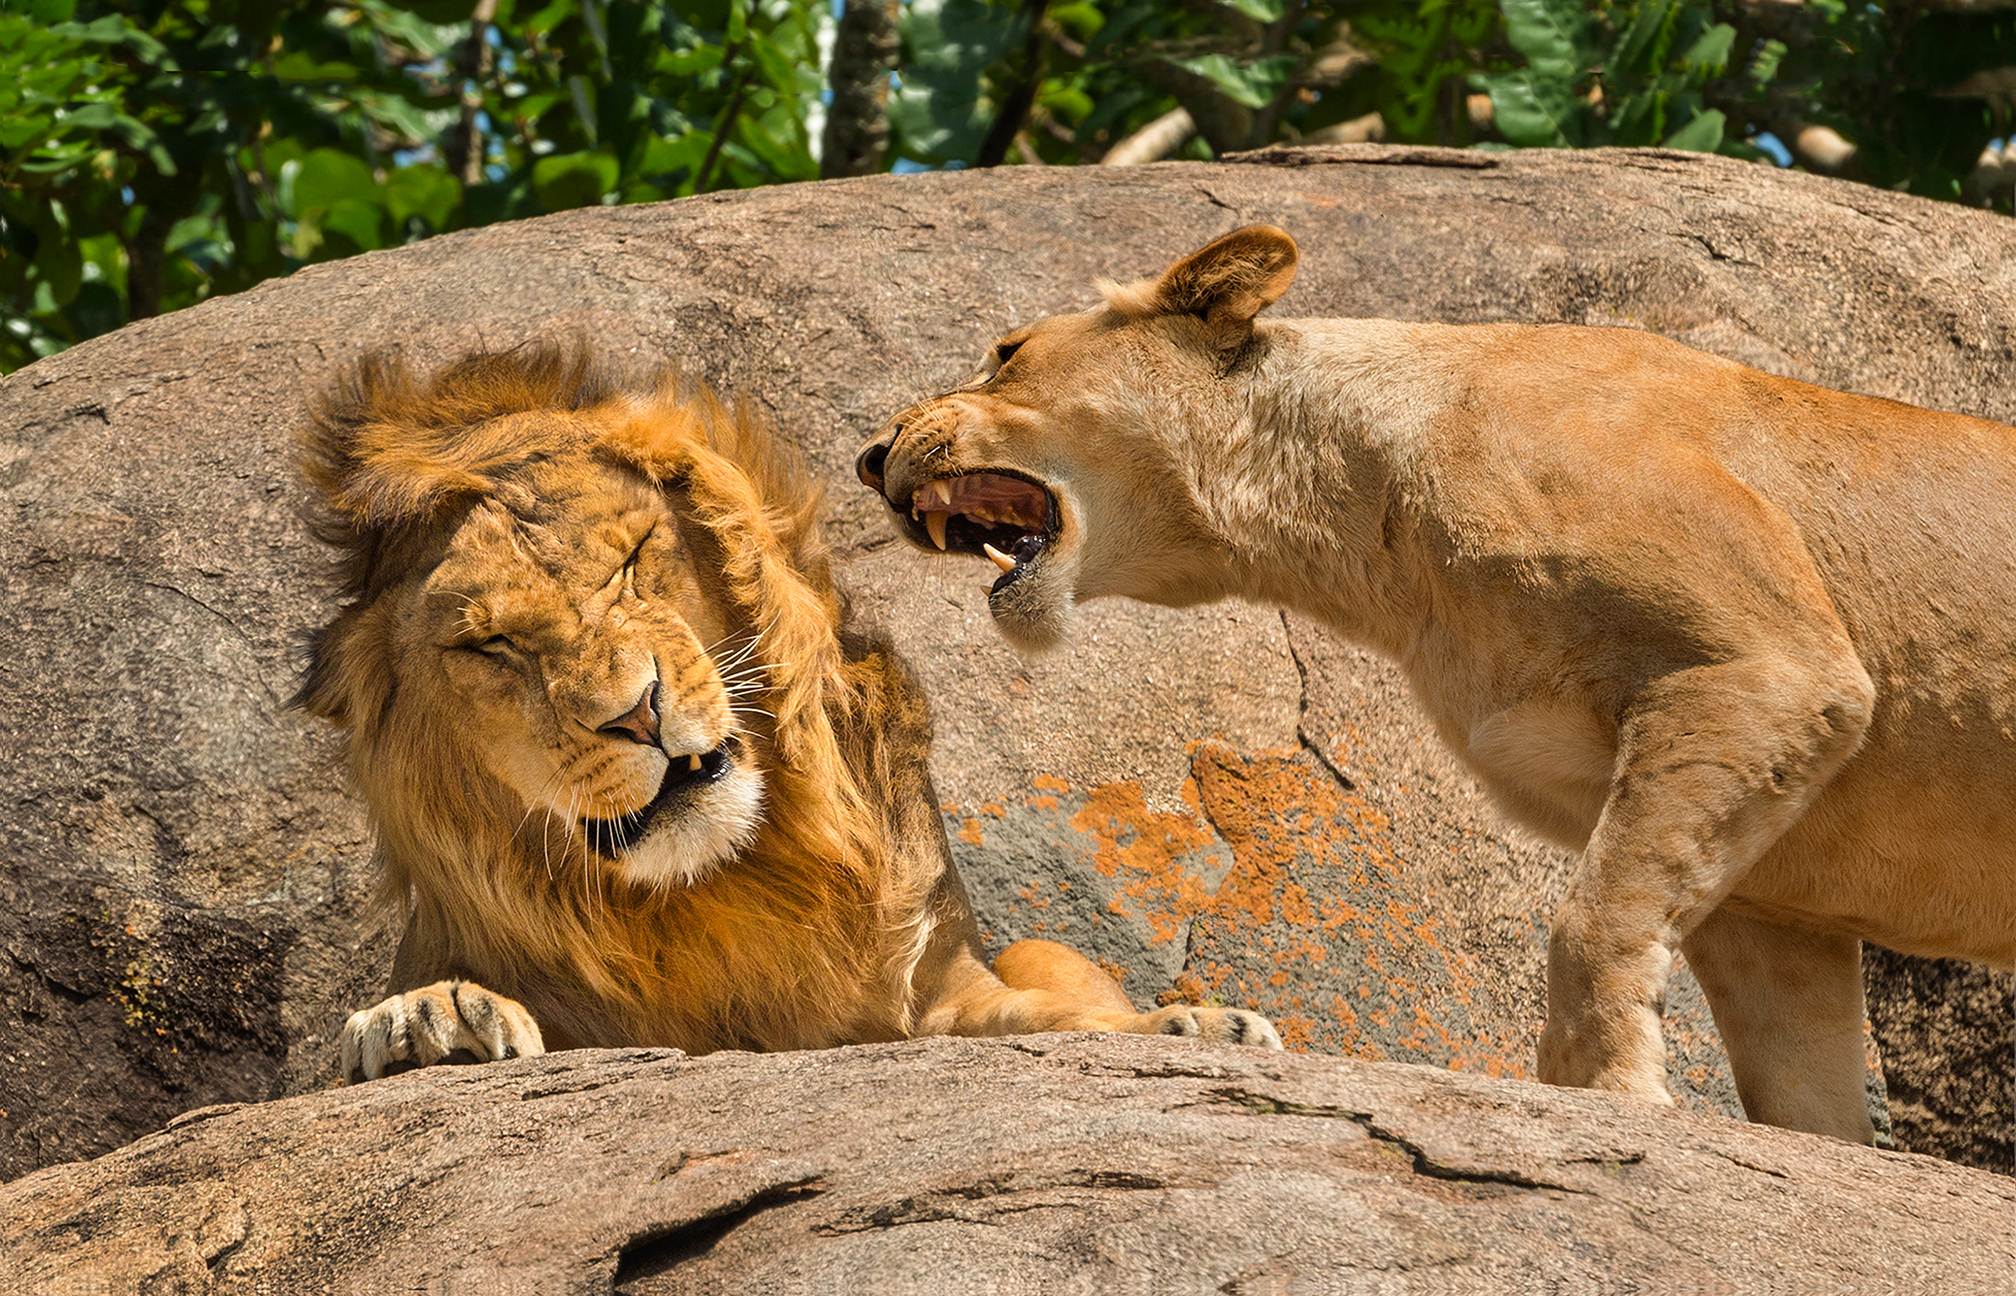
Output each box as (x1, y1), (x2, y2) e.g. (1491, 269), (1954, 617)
(1734, 720), (2016, 967)
(1443, 683), (2013, 965)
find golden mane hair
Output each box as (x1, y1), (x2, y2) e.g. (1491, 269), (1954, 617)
(297, 343), (939, 1052)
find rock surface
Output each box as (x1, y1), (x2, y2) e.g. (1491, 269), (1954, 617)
(1, 145), (2009, 1177)
(3, 1037), (2009, 1294)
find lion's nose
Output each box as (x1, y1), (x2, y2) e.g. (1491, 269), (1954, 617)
(597, 681), (661, 747)
(855, 430), (895, 493)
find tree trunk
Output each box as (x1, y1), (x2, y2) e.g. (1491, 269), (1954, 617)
(820, 0), (900, 179)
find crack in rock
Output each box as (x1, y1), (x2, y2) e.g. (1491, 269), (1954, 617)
(1204, 1086), (1591, 1195)
(610, 1177), (827, 1292)
(1279, 612), (1357, 792)
(813, 1170), (1178, 1236)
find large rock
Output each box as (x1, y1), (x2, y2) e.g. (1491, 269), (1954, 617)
(1, 145), (2008, 1178)
(3, 1036), (2008, 1293)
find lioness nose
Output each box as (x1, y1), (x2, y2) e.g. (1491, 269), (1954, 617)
(855, 432), (894, 493)
(598, 682), (661, 747)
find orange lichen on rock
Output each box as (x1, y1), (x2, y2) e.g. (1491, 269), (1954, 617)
(1066, 779), (1224, 947)
(943, 744), (1534, 1076)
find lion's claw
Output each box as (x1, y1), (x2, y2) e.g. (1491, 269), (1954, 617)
(340, 979), (544, 1083)
(1141, 1004), (1284, 1049)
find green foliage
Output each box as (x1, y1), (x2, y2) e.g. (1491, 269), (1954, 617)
(1474, 0), (1735, 150)
(0, 0), (825, 371)
(1473, 0), (2016, 192)
(4, 0), (2013, 373)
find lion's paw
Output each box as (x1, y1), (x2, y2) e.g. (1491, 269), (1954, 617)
(340, 979), (545, 1083)
(1141, 1004), (1284, 1050)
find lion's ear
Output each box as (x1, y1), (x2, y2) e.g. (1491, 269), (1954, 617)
(1126, 225), (1299, 339)
(290, 606), (391, 731)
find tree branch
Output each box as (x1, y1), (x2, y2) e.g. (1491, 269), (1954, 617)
(695, 49), (753, 193)
(442, 0), (499, 186)
(1101, 107), (1196, 165)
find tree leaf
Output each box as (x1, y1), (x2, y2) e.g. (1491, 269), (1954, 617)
(531, 150), (618, 211)
(383, 163), (463, 229)
(891, 0), (1020, 161)
(1475, 69), (1579, 147)
(1610, 0), (1675, 78)
(1498, 0), (1590, 82)
(1167, 53), (1300, 110)
(30, 206), (82, 309)
(1662, 106), (1724, 152)
(319, 198), (387, 252)
(1218, 0), (1287, 21)
(1677, 23), (1735, 78)
(285, 149), (378, 217)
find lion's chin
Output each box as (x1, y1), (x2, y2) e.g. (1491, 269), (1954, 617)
(613, 767), (766, 889)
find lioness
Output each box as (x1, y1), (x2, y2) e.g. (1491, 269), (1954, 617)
(298, 343), (1279, 1079)
(855, 226), (2015, 1142)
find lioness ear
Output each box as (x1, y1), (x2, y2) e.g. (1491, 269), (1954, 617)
(1143, 225), (1298, 335)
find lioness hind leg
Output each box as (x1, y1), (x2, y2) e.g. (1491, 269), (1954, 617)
(340, 979), (545, 1084)
(1683, 906), (1875, 1143)
(1538, 653), (1874, 1104)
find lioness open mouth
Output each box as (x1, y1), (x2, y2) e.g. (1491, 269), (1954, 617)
(905, 470), (1059, 595)
(584, 739), (737, 856)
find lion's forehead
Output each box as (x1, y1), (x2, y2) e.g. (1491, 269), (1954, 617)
(423, 491), (669, 634)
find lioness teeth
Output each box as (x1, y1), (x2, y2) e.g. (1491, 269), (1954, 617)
(925, 511), (949, 551)
(924, 480), (952, 509)
(983, 542), (1016, 573)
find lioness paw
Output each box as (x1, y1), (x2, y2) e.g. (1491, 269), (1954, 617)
(1141, 1005), (1284, 1050)
(340, 980), (544, 1083)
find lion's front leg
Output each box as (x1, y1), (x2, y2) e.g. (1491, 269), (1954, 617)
(1127, 1002), (1284, 1049)
(1536, 654), (1873, 1104)
(340, 979), (545, 1083)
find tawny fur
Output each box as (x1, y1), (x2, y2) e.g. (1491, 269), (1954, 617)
(860, 227), (2015, 1143)
(301, 343), (1282, 1076)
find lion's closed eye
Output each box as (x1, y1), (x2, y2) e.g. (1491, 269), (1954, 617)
(460, 634), (519, 662)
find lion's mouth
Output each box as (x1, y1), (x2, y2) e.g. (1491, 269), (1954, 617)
(583, 739), (736, 856)
(902, 470), (1058, 595)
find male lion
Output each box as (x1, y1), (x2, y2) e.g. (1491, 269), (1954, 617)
(855, 226), (2015, 1143)
(298, 343), (1279, 1079)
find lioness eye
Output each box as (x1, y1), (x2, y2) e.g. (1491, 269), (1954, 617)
(468, 634), (516, 659)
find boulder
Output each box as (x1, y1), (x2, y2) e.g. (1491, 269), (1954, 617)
(2, 1037), (2008, 1293)
(1, 144), (2008, 1179)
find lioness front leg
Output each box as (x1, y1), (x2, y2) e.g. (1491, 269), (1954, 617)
(340, 979), (545, 1083)
(922, 938), (1282, 1049)
(1538, 654), (1873, 1102)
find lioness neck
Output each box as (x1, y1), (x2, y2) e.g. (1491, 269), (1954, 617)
(1185, 317), (1453, 659)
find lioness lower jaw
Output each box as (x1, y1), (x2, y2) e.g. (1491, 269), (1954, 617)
(985, 565), (1075, 651)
